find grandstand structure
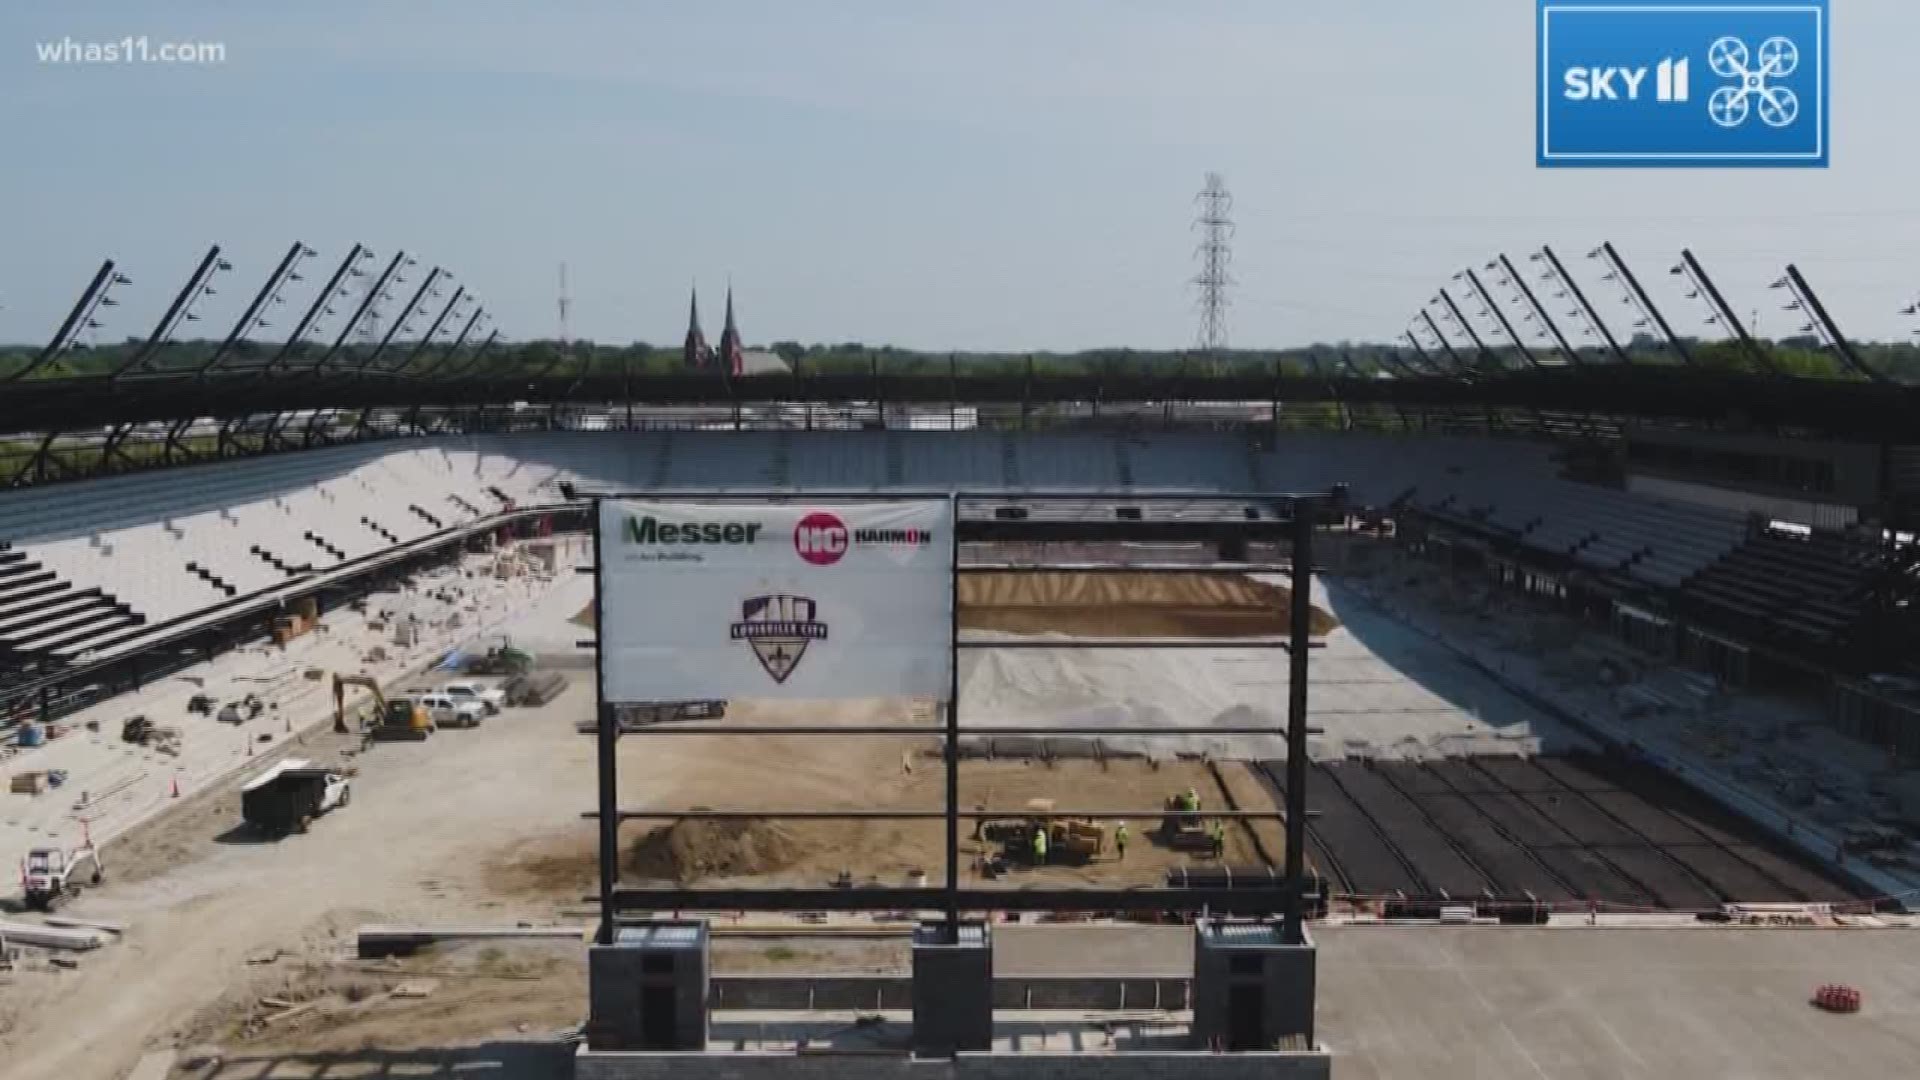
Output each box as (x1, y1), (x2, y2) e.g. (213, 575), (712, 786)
(3, 339), (1920, 755)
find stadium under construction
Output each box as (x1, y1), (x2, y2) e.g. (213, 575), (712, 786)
(3, 246), (1920, 1078)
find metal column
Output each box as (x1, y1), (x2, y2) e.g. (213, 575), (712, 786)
(591, 501), (619, 945)
(1283, 501), (1314, 944)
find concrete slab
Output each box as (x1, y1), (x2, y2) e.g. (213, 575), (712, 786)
(1317, 926), (1920, 1080)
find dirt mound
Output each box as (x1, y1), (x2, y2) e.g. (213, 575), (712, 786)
(960, 571), (1338, 638)
(627, 818), (820, 882)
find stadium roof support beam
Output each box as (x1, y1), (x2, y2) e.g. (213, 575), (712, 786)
(1595, 242), (1690, 365)
(1497, 253), (1581, 366)
(8, 260), (117, 383)
(112, 245), (225, 379)
(1780, 265), (1886, 383)
(259, 243), (368, 376)
(311, 250), (407, 373)
(1436, 289), (1498, 370)
(1676, 248), (1772, 373)
(1463, 268), (1539, 368)
(8, 430), (68, 487)
(196, 240), (312, 378)
(441, 328), (501, 379)
(1538, 245), (1629, 364)
(387, 285), (465, 376)
(350, 266), (444, 376)
(1397, 331), (1448, 377)
(1417, 310), (1469, 374)
(411, 305), (485, 380)
(1337, 349), (1414, 429)
(6, 365), (1920, 444)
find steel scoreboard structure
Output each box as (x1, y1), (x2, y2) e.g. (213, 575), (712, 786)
(575, 486), (1349, 946)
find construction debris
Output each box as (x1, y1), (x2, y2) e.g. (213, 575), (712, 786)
(0, 921), (111, 951)
(259, 999), (321, 1026)
(391, 979), (439, 999)
(42, 915), (128, 934)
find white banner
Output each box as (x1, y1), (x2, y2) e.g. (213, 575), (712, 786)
(596, 499), (953, 702)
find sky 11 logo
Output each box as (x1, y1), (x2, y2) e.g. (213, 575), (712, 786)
(1563, 57), (1690, 102)
(1538, 0), (1828, 168)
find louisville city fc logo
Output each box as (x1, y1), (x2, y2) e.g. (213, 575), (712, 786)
(729, 594), (829, 684)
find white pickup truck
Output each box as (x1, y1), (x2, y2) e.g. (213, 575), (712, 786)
(411, 690), (487, 728)
(439, 680), (507, 715)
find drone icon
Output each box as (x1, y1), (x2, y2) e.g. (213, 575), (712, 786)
(1706, 35), (1800, 129)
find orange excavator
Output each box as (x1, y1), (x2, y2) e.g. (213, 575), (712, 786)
(332, 673), (433, 741)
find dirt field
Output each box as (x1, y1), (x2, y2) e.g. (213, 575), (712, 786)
(489, 721), (1282, 900)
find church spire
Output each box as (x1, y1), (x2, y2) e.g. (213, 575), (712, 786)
(717, 283), (744, 377)
(683, 283), (711, 369)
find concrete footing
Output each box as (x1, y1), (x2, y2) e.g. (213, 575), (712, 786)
(356, 924), (586, 958)
(574, 1046), (1331, 1080)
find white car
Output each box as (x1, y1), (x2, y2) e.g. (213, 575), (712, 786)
(412, 692), (486, 729)
(440, 680), (506, 714)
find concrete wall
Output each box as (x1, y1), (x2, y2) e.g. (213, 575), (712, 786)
(576, 1048), (1330, 1080)
(1627, 474), (1859, 529)
(1623, 426), (1882, 507)
(708, 976), (1190, 1013)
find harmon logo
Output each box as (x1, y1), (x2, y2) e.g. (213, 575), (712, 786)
(794, 512), (849, 566)
(794, 512), (936, 566)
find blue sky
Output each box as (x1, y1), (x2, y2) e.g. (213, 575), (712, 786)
(1, 1), (1915, 351)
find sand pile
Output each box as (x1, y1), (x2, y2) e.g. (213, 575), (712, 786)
(627, 818), (820, 882)
(959, 571), (1338, 638)
(957, 642), (1288, 760)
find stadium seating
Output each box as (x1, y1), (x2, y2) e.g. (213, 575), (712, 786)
(0, 428), (1859, 664)
(0, 541), (141, 658)
(0, 442), (549, 658)
(1683, 528), (1884, 645)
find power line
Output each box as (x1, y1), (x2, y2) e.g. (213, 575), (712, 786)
(1191, 171), (1234, 359)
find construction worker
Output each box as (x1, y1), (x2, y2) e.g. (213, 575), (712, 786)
(1182, 787), (1200, 814)
(1209, 819), (1226, 859)
(1031, 824), (1049, 866)
(1114, 822), (1130, 861)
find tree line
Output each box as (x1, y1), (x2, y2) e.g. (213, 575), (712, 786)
(5, 334), (1920, 382)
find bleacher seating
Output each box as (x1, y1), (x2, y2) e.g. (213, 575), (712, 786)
(0, 442), (547, 660)
(0, 428), (1876, 665)
(1682, 529), (1886, 646)
(0, 542), (142, 658)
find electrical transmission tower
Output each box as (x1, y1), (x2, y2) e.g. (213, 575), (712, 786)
(1191, 172), (1235, 361)
(558, 262), (573, 343)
